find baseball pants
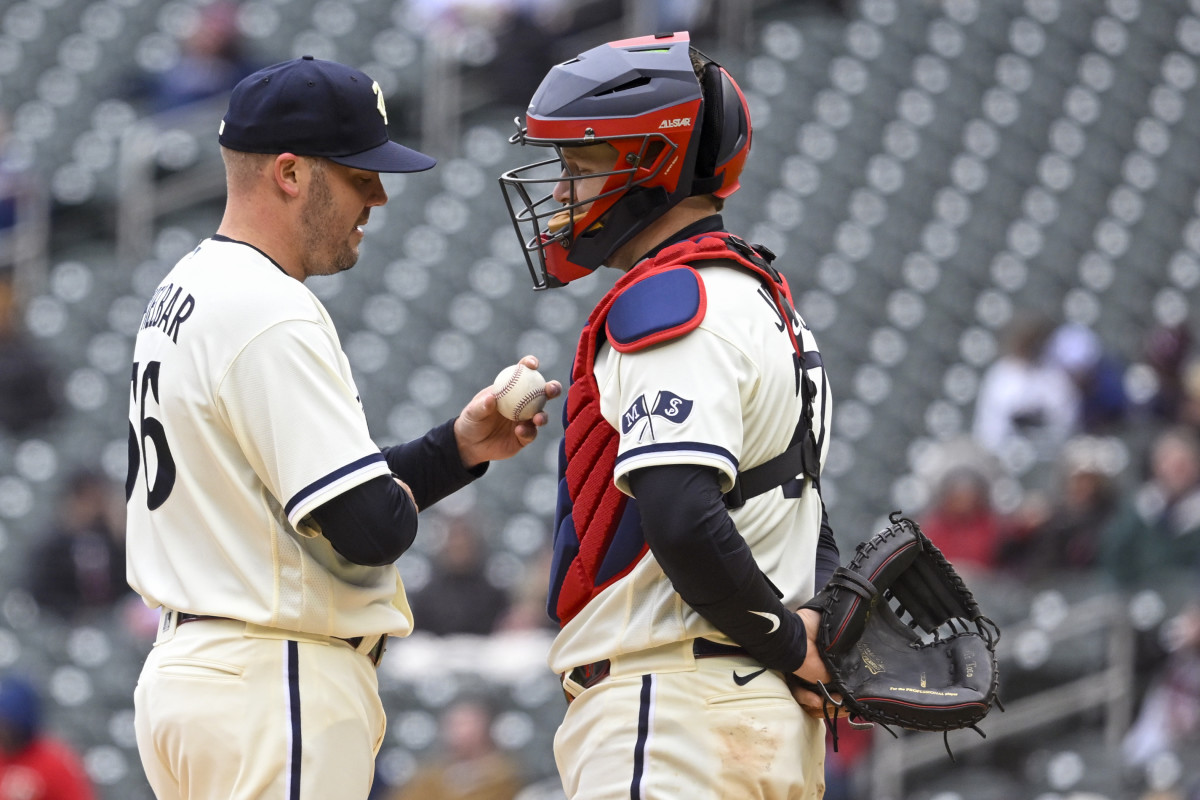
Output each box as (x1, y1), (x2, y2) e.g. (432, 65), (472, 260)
(556, 642), (826, 800)
(134, 613), (386, 800)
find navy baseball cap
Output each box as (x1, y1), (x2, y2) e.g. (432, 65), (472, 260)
(218, 55), (436, 173)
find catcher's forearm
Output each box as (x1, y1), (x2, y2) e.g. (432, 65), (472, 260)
(629, 464), (809, 672)
(688, 575), (810, 672)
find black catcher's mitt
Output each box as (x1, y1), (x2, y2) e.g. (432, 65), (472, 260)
(799, 513), (1001, 754)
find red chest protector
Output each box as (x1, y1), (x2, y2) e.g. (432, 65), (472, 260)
(553, 232), (805, 626)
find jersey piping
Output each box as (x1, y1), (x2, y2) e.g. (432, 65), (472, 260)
(283, 452), (389, 521)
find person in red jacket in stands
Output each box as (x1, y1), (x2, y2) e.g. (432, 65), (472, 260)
(919, 466), (1010, 573)
(0, 674), (95, 800)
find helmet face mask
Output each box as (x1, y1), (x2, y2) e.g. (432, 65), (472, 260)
(500, 131), (680, 289)
(499, 31), (751, 290)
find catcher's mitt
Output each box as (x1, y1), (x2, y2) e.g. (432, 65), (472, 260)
(799, 513), (1001, 755)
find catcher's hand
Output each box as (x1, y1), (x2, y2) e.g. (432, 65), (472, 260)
(797, 513), (1001, 755)
(791, 608), (841, 718)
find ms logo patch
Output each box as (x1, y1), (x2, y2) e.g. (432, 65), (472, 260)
(622, 391), (693, 441)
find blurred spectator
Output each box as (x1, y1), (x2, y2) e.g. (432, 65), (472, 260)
(0, 110), (30, 238)
(1046, 322), (1129, 433)
(483, 2), (565, 108)
(495, 546), (556, 633)
(972, 314), (1079, 463)
(0, 673), (96, 800)
(136, 3), (256, 113)
(118, 594), (163, 642)
(511, 777), (569, 800)
(1007, 435), (1122, 578)
(1179, 358), (1200, 433)
(0, 110), (46, 302)
(646, 0), (710, 32)
(918, 465), (1013, 573)
(26, 469), (130, 619)
(388, 697), (523, 800)
(0, 277), (59, 436)
(1144, 323), (1193, 424)
(1100, 426), (1200, 589)
(823, 724), (872, 800)
(409, 516), (511, 636)
(1123, 602), (1200, 782)
(409, 0), (567, 109)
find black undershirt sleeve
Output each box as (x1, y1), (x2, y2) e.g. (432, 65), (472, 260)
(628, 464), (810, 674)
(309, 475), (418, 566)
(310, 419), (487, 567)
(380, 418), (487, 509)
(815, 506), (841, 590)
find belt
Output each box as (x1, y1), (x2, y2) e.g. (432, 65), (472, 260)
(562, 638), (753, 703)
(174, 613), (388, 667)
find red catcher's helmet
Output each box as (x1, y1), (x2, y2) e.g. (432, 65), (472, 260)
(499, 31), (752, 289)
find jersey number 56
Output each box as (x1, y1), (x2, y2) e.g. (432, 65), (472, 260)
(127, 360), (176, 509)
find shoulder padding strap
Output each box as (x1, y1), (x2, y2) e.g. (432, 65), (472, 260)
(723, 434), (817, 509)
(605, 266), (706, 354)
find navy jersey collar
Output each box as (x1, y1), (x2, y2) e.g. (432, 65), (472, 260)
(637, 215), (725, 263)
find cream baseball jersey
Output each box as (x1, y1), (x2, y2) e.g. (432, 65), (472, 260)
(547, 264), (832, 673)
(126, 237), (411, 638)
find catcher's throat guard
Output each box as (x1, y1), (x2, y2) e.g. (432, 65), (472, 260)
(799, 514), (1002, 758)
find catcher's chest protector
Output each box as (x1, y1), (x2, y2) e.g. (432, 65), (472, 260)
(548, 233), (802, 626)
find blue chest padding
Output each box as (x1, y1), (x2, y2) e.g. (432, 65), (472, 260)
(605, 267), (706, 353)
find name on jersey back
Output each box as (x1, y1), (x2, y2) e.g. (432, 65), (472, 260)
(139, 282), (196, 344)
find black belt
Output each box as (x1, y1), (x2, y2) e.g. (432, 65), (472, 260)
(175, 612), (388, 667)
(563, 638), (753, 703)
(175, 612), (226, 626)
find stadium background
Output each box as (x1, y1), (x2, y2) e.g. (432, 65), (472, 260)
(0, 0), (1198, 798)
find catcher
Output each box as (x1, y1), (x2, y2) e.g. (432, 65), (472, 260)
(500, 32), (999, 799)
(503, 32), (845, 799)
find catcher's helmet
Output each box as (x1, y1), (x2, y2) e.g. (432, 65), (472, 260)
(499, 31), (751, 289)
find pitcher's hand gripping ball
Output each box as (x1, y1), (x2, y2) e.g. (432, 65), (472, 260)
(797, 514), (1002, 756)
(492, 363), (548, 421)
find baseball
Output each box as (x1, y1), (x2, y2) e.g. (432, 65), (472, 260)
(492, 363), (548, 421)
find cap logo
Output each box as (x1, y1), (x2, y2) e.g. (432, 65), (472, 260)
(372, 81), (388, 125)
(219, 120), (225, 135)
